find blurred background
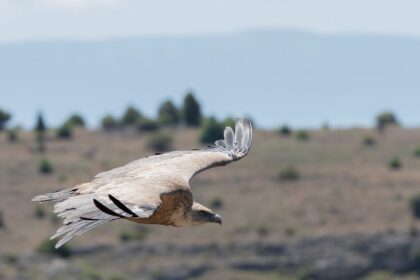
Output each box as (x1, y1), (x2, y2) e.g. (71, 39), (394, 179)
(1, 0), (420, 279)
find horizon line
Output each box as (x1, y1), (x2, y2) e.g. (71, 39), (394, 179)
(1, 27), (420, 45)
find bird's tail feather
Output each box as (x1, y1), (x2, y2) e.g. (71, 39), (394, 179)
(32, 188), (77, 203)
(32, 190), (115, 248)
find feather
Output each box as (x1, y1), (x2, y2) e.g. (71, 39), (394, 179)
(234, 119), (244, 147)
(224, 127), (234, 147)
(32, 118), (253, 248)
(32, 188), (76, 203)
(93, 199), (126, 218)
(108, 194), (138, 217)
(215, 140), (226, 147)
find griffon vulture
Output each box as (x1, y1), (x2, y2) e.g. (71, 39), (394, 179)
(32, 118), (253, 248)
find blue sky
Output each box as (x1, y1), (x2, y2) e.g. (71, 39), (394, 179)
(1, 0), (420, 42)
(1, 1), (420, 129)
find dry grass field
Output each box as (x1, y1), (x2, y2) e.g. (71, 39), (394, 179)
(1, 126), (420, 279)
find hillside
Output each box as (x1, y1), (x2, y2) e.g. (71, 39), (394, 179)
(1, 126), (420, 279)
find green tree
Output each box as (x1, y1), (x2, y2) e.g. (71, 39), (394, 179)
(363, 136), (376, 147)
(121, 106), (142, 126)
(66, 114), (85, 128)
(199, 117), (224, 144)
(147, 132), (173, 152)
(56, 124), (73, 139)
(158, 100), (179, 126)
(295, 130), (310, 141)
(35, 113), (46, 133)
(388, 156), (402, 170)
(101, 115), (119, 131)
(223, 117), (235, 128)
(278, 166), (300, 181)
(0, 109), (11, 131)
(279, 125), (292, 136)
(138, 118), (160, 132)
(39, 158), (53, 174)
(34, 113), (46, 152)
(376, 111), (399, 131)
(182, 92), (202, 127)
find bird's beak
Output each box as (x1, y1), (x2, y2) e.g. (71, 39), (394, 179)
(212, 214), (222, 225)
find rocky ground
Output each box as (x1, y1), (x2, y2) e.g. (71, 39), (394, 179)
(2, 126), (420, 279)
(2, 232), (420, 280)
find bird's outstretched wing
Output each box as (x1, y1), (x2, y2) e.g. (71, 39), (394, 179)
(32, 118), (253, 248)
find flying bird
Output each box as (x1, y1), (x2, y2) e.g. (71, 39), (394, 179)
(32, 118), (253, 248)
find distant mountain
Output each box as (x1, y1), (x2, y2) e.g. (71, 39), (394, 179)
(1, 30), (420, 128)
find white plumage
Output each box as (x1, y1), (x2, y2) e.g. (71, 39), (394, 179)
(33, 118), (253, 248)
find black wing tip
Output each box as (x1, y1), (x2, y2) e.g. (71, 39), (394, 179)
(93, 198), (125, 218)
(80, 217), (99, 221)
(108, 194), (138, 217)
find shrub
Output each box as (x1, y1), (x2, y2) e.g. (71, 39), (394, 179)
(7, 128), (18, 142)
(119, 231), (131, 242)
(284, 227), (296, 237)
(278, 166), (300, 181)
(209, 197), (223, 209)
(37, 239), (71, 258)
(413, 147), (420, 157)
(257, 225), (269, 237)
(410, 247), (420, 270)
(182, 92), (202, 127)
(0, 109), (11, 131)
(279, 125), (292, 136)
(410, 195), (420, 220)
(119, 225), (149, 242)
(101, 115), (119, 131)
(34, 205), (46, 219)
(138, 118), (160, 132)
(66, 114), (86, 128)
(121, 106), (142, 126)
(158, 100), (179, 126)
(0, 210), (4, 228)
(376, 111), (399, 131)
(3, 254), (18, 265)
(199, 117), (224, 144)
(388, 157), (402, 170)
(363, 136), (376, 147)
(295, 130), (310, 141)
(39, 158), (53, 174)
(147, 133), (173, 152)
(56, 124), (73, 139)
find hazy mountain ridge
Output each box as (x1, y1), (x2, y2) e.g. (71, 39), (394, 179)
(1, 30), (420, 128)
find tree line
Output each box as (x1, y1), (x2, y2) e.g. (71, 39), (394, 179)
(0, 91), (236, 149)
(101, 92), (202, 131)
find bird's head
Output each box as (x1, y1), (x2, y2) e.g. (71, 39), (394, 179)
(189, 202), (222, 226)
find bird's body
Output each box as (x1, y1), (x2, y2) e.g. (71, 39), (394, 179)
(32, 119), (253, 248)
